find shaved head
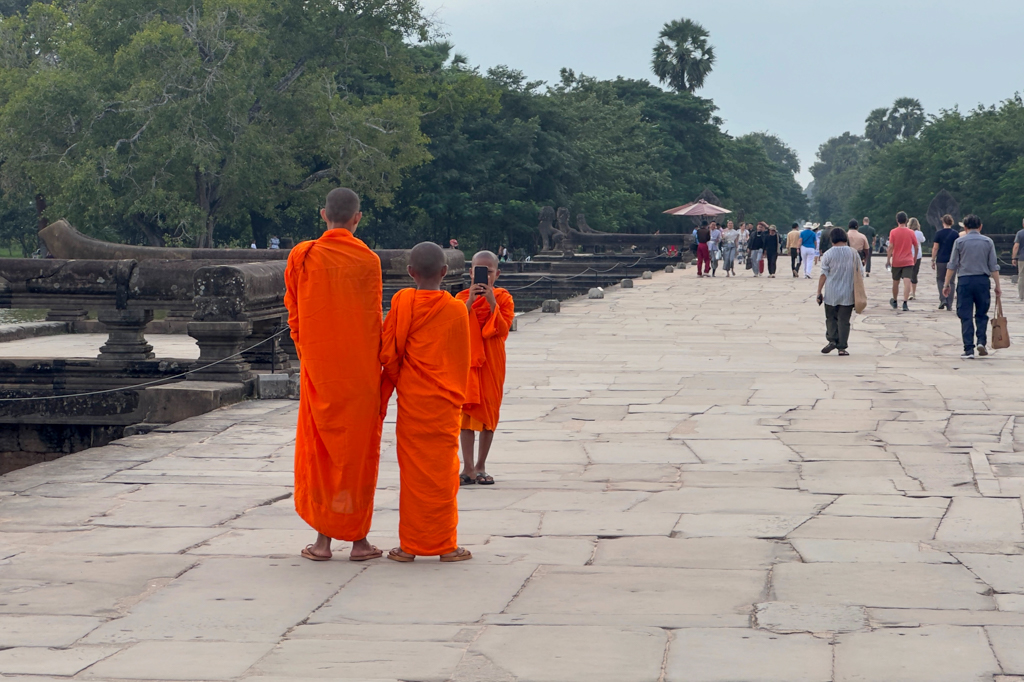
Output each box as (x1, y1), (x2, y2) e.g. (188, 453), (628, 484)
(409, 242), (447, 280)
(324, 188), (360, 225)
(471, 250), (499, 267)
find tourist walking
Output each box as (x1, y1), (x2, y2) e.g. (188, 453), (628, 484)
(748, 223), (766, 277)
(695, 222), (711, 277)
(818, 222), (835, 257)
(887, 212), (916, 311)
(709, 221), (722, 277)
(816, 228), (863, 356)
(799, 222), (817, 279)
(765, 225), (780, 277)
(909, 217), (926, 299)
(943, 215), (1001, 358)
(720, 222), (738, 276)
(847, 220), (870, 267)
(1012, 219), (1024, 301)
(860, 217), (876, 277)
(738, 224), (749, 266)
(932, 214), (959, 310)
(786, 223), (802, 277)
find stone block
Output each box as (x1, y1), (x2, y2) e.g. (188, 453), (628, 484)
(641, 271), (653, 280)
(541, 299), (560, 313)
(755, 601), (868, 633)
(621, 278), (634, 288)
(666, 628), (833, 682)
(256, 372), (298, 400)
(588, 287), (604, 299)
(664, 265), (674, 273)
(834, 625), (999, 681)
(510, 316), (518, 331)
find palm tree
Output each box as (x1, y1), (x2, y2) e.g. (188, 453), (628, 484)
(651, 19), (715, 93)
(864, 107), (896, 148)
(888, 97), (925, 139)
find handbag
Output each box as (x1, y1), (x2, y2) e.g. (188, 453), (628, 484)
(991, 295), (1010, 349)
(852, 249), (868, 314)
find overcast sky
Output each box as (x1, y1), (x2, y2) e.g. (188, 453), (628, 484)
(419, 0), (1024, 188)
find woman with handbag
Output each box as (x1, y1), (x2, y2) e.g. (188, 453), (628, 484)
(816, 228), (866, 356)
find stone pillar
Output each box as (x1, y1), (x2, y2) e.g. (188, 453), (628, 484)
(97, 309), (154, 362)
(187, 321), (253, 382)
(242, 316), (290, 370)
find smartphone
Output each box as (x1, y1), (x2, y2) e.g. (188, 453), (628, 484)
(473, 266), (489, 285)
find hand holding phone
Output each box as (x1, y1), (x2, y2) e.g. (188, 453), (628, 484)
(816, 293), (824, 306)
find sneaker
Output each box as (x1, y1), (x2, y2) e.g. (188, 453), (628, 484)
(960, 351), (975, 359)
(821, 343), (837, 354)
(938, 303), (946, 310)
(890, 298), (898, 309)
(977, 345), (988, 357)
(902, 301), (910, 311)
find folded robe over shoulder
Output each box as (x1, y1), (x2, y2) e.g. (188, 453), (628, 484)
(284, 229), (383, 542)
(380, 288), (470, 556)
(454, 288), (515, 431)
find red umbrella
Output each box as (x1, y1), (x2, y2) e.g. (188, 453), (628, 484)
(663, 199), (732, 217)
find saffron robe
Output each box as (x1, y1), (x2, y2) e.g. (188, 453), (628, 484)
(454, 288), (515, 431)
(284, 228), (383, 541)
(380, 288), (470, 556)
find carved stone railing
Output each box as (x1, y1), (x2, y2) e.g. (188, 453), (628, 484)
(0, 257), (287, 384)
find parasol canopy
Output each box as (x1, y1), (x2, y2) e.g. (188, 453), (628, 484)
(663, 199), (732, 217)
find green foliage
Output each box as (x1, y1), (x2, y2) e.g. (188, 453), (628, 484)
(0, 1), (807, 253)
(864, 97), (925, 148)
(651, 18), (715, 94)
(813, 95), (1024, 234)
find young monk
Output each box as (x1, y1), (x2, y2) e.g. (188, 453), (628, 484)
(455, 251), (515, 485)
(380, 242), (473, 562)
(285, 188), (384, 562)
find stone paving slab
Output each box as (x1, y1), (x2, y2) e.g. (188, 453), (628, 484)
(3, 269), (1024, 679)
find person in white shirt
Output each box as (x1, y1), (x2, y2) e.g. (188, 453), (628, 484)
(908, 217), (926, 300)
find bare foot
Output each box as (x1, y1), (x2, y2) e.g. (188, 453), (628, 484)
(350, 538), (383, 561)
(301, 533), (332, 561)
(440, 547), (473, 562)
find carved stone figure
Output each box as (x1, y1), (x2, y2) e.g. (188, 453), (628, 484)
(538, 206), (565, 251)
(926, 190), (961, 232)
(576, 213), (601, 234)
(556, 207), (573, 235)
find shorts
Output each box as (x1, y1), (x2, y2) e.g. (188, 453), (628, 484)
(911, 258), (921, 284)
(891, 265), (915, 282)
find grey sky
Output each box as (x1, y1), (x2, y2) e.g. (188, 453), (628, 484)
(420, 0), (1024, 188)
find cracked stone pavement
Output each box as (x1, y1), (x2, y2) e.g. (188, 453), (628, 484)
(1, 267), (1024, 681)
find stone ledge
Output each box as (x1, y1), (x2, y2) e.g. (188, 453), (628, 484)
(0, 321), (68, 343)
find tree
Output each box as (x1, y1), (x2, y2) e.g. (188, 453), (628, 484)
(651, 18), (715, 93)
(739, 132), (801, 176)
(864, 98), (924, 148)
(0, 0), (432, 247)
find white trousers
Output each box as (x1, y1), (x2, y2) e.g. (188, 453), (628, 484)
(801, 247), (816, 277)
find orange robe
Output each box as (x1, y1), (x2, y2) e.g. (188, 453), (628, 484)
(284, 228), (383, 541)
(455, 288), (515, 431)
(380, 288), (470, 556)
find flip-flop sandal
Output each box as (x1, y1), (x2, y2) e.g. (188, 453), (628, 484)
(301, 545), (331, 562)
(349, 546), (383, 562)
(388, 548), (416, 562)
(440, 547), (473, 563)
(838, 350), (850, 356)
(475, 473), (495, 486)
(460, 474), (476, 486)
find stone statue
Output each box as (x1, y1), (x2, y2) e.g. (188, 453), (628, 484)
(538, 206), (565, 251)
(576, 213), (601, 234)
(556, 207), (573, 236)
(926, 190), (960, 233)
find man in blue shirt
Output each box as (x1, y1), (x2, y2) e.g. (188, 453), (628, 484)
(931, 214), (959, 310)
(799, 223), (817, 279)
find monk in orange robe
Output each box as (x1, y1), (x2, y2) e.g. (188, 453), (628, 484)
(285, 188), (384, 562)
(455, 251), (515, 486)
(380, 242), (473, 562)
